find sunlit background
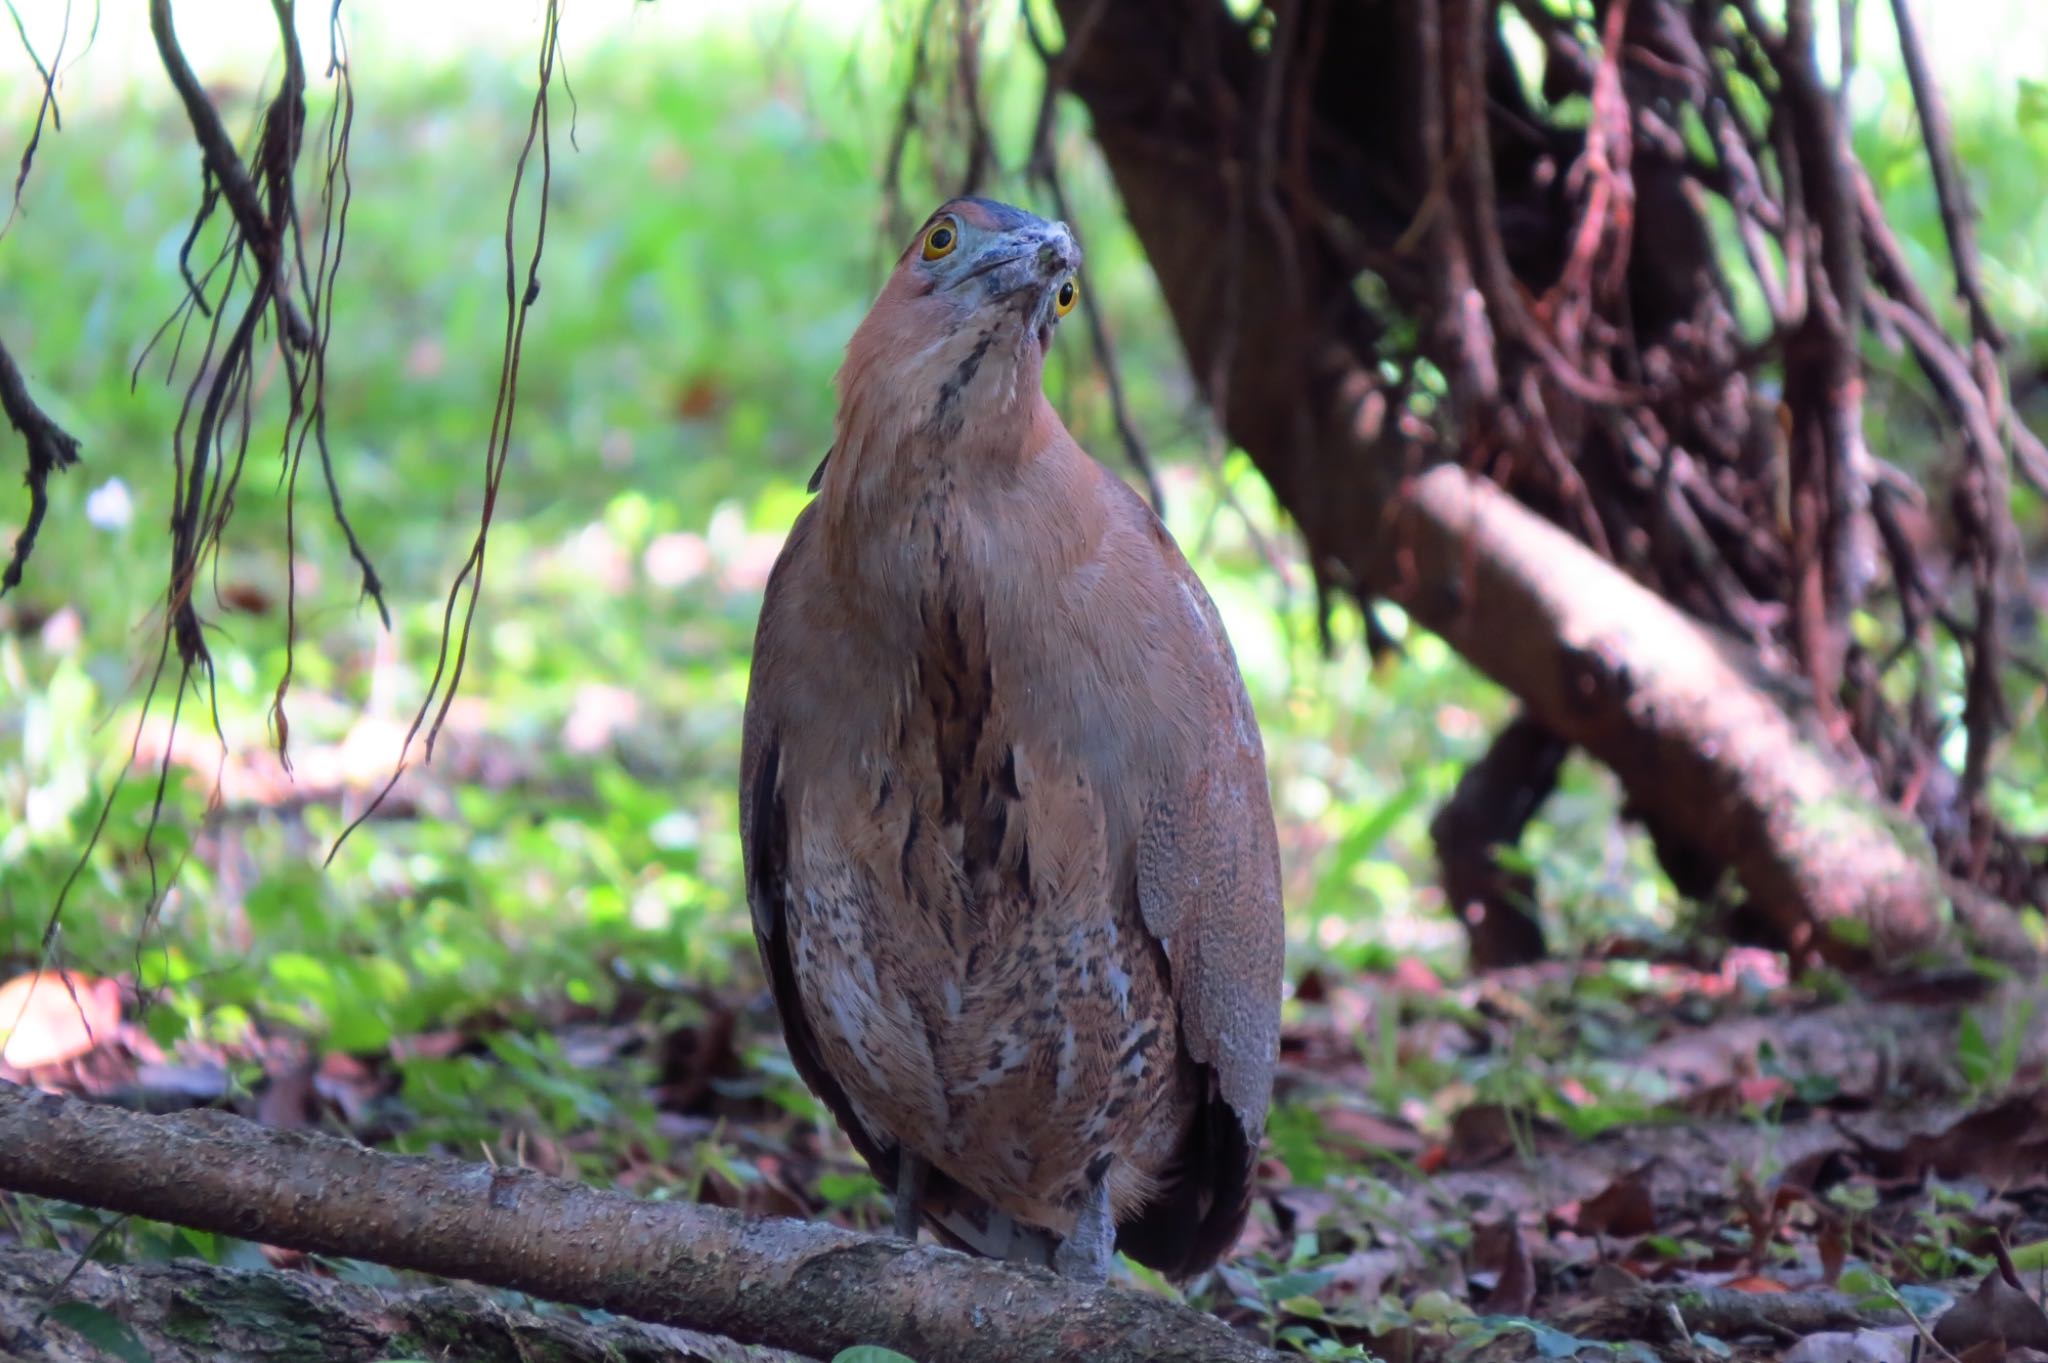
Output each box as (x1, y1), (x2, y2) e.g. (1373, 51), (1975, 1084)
(0, 0), (2043, 1188)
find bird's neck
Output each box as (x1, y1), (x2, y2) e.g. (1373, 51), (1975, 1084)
(814, 393), (1068, 597)
(818, 368), (1055, 524)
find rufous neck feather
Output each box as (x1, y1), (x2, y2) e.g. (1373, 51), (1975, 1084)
(818, 272), (1048, 521)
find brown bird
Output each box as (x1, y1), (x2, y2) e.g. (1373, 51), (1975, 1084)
(739, 197), (1284, 1282)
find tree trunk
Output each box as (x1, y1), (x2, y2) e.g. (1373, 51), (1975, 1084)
(1047, 0), (2033, 966)
(0, 1084), (1283, 1363)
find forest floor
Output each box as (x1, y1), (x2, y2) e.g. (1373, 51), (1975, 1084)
(6, 861), (2046, 1363)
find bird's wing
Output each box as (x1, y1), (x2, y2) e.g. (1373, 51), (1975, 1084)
(741, 499), (1096, 1261)
(739, 505), (899, 1182)
(1100, 473), (1286, 1273)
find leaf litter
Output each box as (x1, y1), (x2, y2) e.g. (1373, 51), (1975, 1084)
(5, 932), (2047, 1362)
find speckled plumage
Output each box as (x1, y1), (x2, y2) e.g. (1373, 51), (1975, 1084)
(739, 198), (1284, 1279)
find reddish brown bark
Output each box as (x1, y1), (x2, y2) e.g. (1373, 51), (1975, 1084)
(1431, 714), (1566, 969)
(1047, 0), (2034, 965)
(1381, 466), (1944, 959)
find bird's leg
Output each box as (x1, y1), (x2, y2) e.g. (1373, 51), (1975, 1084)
(1052, 1176), (1114, 1284)
(892, 1150), (927, 1242)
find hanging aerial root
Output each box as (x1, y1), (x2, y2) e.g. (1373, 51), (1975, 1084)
(328, 0), (566, 861)
(0, 333), (81, 596)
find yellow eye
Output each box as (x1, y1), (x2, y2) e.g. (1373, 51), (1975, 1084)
(1055, 278), (1078, 316)
(922, 219), (959, 260)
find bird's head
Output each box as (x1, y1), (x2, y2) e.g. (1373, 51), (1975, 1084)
(834, 197), (1081, 452)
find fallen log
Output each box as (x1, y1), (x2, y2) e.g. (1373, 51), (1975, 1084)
(0, 1243), (809, 1363)
(0, 1083), (1283, 1363)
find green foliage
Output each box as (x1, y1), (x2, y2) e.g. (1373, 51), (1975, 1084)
(45, 1301), (152, 1363)
(0, 8), (1537, 1108)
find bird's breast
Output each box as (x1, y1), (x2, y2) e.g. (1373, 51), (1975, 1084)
(780, 522), (1194, 1228)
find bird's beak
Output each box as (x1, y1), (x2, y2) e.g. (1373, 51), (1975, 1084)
(1033, 223), (1080, 279)
(955, 222), (1081, 306)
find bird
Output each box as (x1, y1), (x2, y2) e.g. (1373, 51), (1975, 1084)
(739, 196), (1284, 1283)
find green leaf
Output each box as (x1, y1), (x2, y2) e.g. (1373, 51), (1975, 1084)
(1957, 1011), (1992, 1087)
(1317, 786), (1423, 893)
(815, 1171), (881, 1206)
(47, 1301), (151, 1363)
(1527, 1323), (1597, 1358)
(1836, 1265), (1896, 1313)
(1825, 916), (1873, 949)
(1266, 1104), (1332, 1187)
(142, 1002), (188, 1051)
(1408, 1289), (1472, 1324)
(2020, 78), (2048, 131)
(831, 1350), (920, 1363)
(1260, 1269), (1337, 1302)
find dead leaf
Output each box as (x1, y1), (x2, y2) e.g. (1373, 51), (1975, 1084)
(1320, 1106), (1429, 1158)
(1586, 1263), (1641, 1294)
(1819, 1224), (1846, 1285)
(1781, 1328), (1916, 1363)
(1474, 1220), (1536, 1316)
(1935, 1268), (2048, 1355)
(1954, 1338), (2011, 1363)
(1317, 1250), (1403, 1309)
(1901, 1092), (2048, 1187)
(389, 1030), (473, 1062)
(259, 1243), (307, 1270)
(659, 1005), (741, 1115)
(1573, 1168), (1657, 1237)
(1723, 1275), (1791, 1293)
(0, 971), (121, 1069)
(1443, 1104), (1521, 1168)
(1390, 958), (1443, 996)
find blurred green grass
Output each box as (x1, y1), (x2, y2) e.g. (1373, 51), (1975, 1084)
(0, 1), (2041, 1152)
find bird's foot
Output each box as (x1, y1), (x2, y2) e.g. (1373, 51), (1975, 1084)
(1052, 1176), (1114, 1285)
(893, 1150), (927, 1242)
